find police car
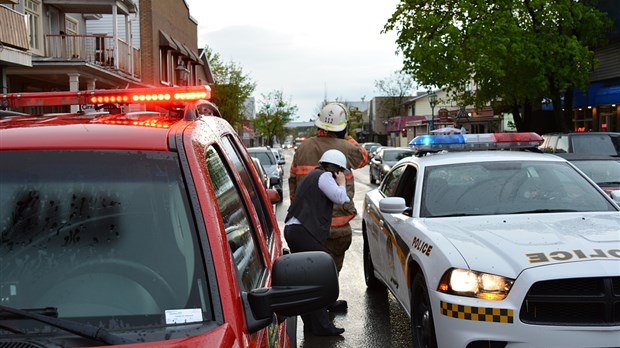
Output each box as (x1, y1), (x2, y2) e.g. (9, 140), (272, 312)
(0, 86), (338, 347)
(362, 132), (620, 348)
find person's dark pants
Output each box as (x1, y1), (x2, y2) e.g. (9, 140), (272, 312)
(284, 224), (327, 253)
(283, 224), (343, 336)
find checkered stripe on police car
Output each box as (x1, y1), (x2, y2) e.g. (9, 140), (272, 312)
(440, 301), (514, 323)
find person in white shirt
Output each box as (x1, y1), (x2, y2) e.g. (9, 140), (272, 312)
(284, 149), (349, 336)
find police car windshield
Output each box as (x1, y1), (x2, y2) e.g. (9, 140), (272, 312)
(420, 160), (617, 218)
(0, 150), (211, 333)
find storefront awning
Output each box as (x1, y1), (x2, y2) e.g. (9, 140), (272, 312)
(573, 82), (620, 107)
(159, 31), (178, 50)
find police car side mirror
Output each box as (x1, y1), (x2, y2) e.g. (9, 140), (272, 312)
(610, 190), (620, 205)
(379, 197), (407, 214)
(243, 251), (339, 333)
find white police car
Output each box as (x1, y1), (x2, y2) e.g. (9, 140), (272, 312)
(362, 132), (620, 348)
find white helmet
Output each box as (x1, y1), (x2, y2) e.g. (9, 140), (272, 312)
(315, 103), (349, 132)
(319, 149), (348, 170)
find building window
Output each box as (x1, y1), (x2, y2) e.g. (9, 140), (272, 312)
(573, 107), (593, 132)
(159, 49), (170, 85)
(598, 105), (618, 132)
(65, 17), (78, 35)
(25, 0), (42, 51)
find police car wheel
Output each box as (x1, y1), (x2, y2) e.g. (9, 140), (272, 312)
(411, 273), (438, 348)
(363, 231), (385, 290)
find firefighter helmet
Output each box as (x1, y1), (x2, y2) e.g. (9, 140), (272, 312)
(319, 149), (348, 170)
(315, 103), (349, 132)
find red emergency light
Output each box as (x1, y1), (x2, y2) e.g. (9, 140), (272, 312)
(1, 85), (211, 108)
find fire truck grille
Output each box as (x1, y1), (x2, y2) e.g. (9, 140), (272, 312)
(519, 276), (620, 326)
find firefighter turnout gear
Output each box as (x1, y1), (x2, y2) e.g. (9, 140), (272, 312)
(289, 133), (369, 271)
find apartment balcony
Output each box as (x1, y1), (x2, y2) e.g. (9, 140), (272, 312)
(44, 34), (141, 79)
(0, 4), (31, 68)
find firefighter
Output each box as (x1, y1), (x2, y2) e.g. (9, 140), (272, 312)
(284, 149), (350, 336)
(289, 102), (369, 313)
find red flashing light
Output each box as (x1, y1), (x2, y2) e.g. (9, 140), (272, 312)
(96, 118), (174, 128)
(2, 85), (211, 108)
(493, 132), (543, 143)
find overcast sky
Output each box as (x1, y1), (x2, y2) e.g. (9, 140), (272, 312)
(184, 0), (404, 121)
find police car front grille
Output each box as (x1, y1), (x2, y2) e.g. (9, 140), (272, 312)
(520, 277), (620, 326)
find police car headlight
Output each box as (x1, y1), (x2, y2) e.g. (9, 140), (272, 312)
(438, 268), (514, 300)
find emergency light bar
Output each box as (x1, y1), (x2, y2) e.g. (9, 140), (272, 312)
(409, 132), (543, 152)
(1, 85), (211, 108)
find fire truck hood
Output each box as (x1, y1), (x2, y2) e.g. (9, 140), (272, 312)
(423, 213), (620, 278)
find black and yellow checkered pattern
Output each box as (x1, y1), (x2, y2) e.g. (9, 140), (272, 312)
(440, 301), (514, 323)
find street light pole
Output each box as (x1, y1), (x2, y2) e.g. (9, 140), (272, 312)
(428, 91), (437, 132)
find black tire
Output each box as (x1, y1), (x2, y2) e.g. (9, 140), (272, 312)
(411, 273), (438, 348)
(363, 232), (385, 290)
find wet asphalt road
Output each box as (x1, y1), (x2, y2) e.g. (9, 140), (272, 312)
(273, 148), (413, 347)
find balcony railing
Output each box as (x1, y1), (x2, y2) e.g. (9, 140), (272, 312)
(0, 4), (29, 50)
(44, 34), (141, 79)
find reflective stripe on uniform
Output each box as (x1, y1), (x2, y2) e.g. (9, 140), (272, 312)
(331, 214), (355, 227)
(290, 165), (315, 176)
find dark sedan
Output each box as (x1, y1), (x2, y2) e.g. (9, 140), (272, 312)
(369, 147), (415, 184)
(554, 153), (620, 200)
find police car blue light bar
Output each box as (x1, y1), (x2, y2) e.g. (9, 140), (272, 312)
(409, 132), (543, 152)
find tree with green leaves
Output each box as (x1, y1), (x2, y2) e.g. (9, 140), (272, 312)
(347, 104), (364, 141)
(384, 0), (612, 131)
(253, 90), (298, 146)
(203, 46), (256, 130)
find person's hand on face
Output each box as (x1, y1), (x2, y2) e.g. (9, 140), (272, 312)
(335, 171), (346, 186)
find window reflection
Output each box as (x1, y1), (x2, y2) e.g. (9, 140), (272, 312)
(205, 147), (265, 292)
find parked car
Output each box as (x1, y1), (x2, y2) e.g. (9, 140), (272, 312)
(361, 142), (381, 152)
(0, 85), (338, 347)
(554, 153), (620, 200)
(271, 147), (285, 165)
(251, 156), (270, 190)
(248, 147), (284, 202)
(538, 132), (620, 156)
(368, 144), (382, 158)
(369, 147), (415, 184)
(363, 132), (620, 348)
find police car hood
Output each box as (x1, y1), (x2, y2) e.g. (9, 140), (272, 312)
(424, 213), (620, 278)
